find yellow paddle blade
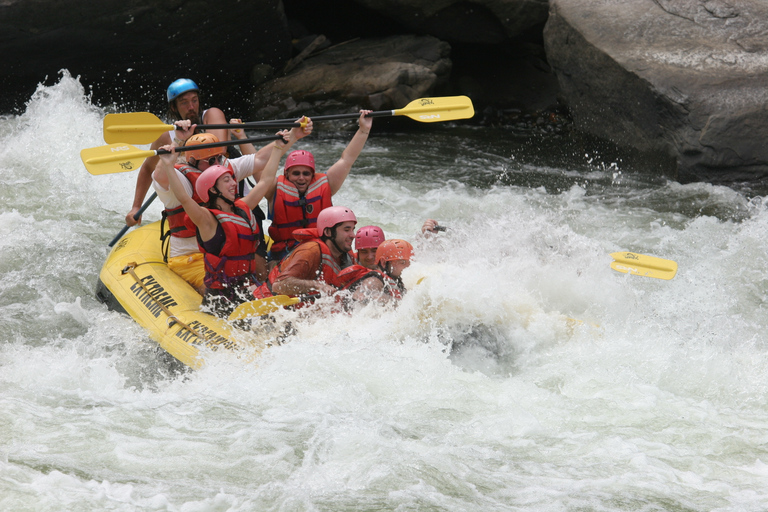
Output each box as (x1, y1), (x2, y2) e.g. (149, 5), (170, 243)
(103, 112), (173, 144)
(396, 95), (474, 122)
(228, 295), (300, 321)
(610, 252), (678, 280)
(80, 143), (154, 175)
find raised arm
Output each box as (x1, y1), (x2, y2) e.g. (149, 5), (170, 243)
(325, 110), (372, 195)
(242, 129), (301, 211)
(229, 118), (255, 155)
(156, 145), (218, 241)
(263, 116), (314, 200)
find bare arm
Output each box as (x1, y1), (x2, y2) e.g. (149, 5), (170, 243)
(263, 116), (314, 201)
(241, 129), (300, 211)
(156, 145), (219, 241)
(325, 110), (372, 195)
(201, 107), (229, 148)
(125, 132), (171, 225)
(272, 276), (336, 296)
(229, 118), (255, 155)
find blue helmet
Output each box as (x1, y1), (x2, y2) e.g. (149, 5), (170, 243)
(166, 78), (199, 103)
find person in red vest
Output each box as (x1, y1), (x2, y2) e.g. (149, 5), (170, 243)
(157, 129), (304, 316)
(264, 110), (374, 266)
(125, 78), (257, 228)
(254, 206), (400, 304)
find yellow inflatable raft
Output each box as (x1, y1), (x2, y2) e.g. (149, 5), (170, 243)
(95, 221), (265, 369)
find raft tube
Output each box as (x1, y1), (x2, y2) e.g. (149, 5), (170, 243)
(95, 221), (264, 369)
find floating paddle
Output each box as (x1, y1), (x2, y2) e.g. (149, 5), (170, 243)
(108, 192), (157, 247)
(81, 134), (284, 176)
(610, 252), (678, 280)
(265, 95), (474, 124)
(103, 112), (306, 144)
(228, 295), (301, 322)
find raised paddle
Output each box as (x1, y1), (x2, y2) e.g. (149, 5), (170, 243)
(81, 134), (284, 176)
(104, 96), (474, 145)
(228, 295), (301, 322)
(108, 192), (157, 247)
(264, 95), (474, 124)
(610, 252), (678, 280)
(103, 112), (307, 144)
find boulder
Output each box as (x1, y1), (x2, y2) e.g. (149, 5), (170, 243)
(544, 0), (768, 182)
(250, 35), (452, 119)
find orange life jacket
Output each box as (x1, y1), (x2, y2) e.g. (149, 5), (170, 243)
(268, 174), (332, 253)
(199, 199), (261, 291)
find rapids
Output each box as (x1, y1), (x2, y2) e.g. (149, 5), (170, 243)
(2, 72), (768, 511)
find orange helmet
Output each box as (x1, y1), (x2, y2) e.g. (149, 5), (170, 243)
(184, 133), (225, 163)
(375, 239), (413, 265)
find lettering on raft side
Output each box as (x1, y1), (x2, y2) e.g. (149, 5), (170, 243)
(176, 320), (236, 350)
(129, 274), (179, 318)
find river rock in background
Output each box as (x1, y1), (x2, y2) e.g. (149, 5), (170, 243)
(544, 0), (768, 182)
(0, 0), (291, 112)
(251, 36), (451, 119)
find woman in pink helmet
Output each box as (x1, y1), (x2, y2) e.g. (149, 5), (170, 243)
(157, 128), (303, 316)
(263, 110), (374, 267)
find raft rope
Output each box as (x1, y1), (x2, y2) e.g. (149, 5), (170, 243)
(122, 262), (204, 340)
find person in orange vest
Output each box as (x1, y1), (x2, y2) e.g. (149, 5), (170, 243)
(264, 110), (374, 266)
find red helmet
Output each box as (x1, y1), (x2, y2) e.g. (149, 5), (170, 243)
(195, 165), (234, 202)
(355, 225), (385, 250)
(185, 133), (225, 163)
(317, 206), (356, 236)
(284, 150), (315, 174)
(375, 239), (413, 265)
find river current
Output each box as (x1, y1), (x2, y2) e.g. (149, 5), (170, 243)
(2, 73), (768, 511)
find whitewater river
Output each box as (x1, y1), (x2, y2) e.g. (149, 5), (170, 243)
(2, 73), (768, 511)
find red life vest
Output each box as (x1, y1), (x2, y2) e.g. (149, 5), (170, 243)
(253, 236), (401, 300)
(268, 174), (332, 253)
(163, 164), (204, 239)
(253, 237), (352, 299)
(199, 199), (261, 290)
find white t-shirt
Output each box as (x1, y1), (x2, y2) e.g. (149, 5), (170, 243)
(152, 154), (257, 257)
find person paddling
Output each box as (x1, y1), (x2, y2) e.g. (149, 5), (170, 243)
(125, 78), (257, 228)
(158, 129), (302, 317)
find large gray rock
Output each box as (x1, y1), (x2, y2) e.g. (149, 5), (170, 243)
(251, 35), (452, 119)
(543, 0), (768, 182)
(352, 0), (549, 43)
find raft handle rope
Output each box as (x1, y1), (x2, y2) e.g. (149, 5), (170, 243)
(121, 262), (204, 340)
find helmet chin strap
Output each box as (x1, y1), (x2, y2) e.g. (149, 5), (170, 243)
(210, 187), (237, 208)
(323, 226), (346, 255)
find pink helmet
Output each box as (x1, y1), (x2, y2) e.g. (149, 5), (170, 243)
(355, 225), (385, 250)
(284, 150), (315, 174)
(195, 165), (234, 202)
(317, 206), (356, 237)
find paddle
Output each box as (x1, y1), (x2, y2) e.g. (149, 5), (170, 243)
(265, 95), (474, 124)
(103, 112), (307, 144)
(108, 192), (157, 247)
(610, 252), (678, 280)
(228, 295), (301, 322)
(81, 134), (284, 176)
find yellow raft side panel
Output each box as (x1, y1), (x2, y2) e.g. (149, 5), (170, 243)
(99, 221), (265, 369)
